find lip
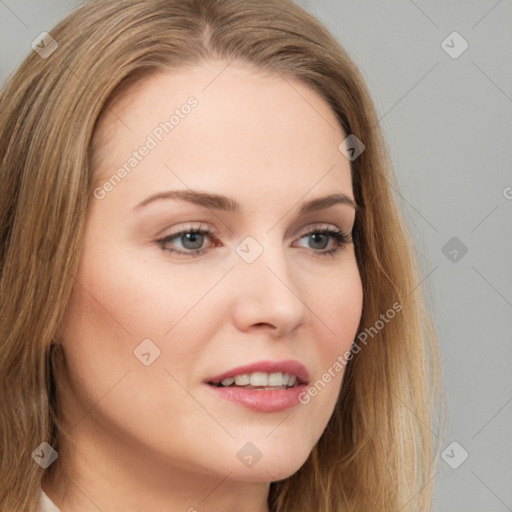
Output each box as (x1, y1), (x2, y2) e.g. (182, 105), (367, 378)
(203, 359), (310, 413)
(204, 383), (308, 413)
(204, 359), (310, 386)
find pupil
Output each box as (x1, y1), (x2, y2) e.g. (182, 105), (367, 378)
(182, 232), (203, 250)
(310, 233), (328, 250)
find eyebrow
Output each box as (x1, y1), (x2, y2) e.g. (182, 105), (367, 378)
(133, 189), (360, 214)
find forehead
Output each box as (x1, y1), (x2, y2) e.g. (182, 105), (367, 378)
(91, 61), (352, 203)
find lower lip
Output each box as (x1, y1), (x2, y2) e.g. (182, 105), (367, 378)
(204, 383), (307, 412)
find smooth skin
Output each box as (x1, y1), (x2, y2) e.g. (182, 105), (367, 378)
(43, 60), (363, 512)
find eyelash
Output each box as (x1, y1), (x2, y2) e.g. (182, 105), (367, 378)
(156, 224), (352, 259)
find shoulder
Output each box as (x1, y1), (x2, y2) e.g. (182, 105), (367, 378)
(39, 488), (61, 512)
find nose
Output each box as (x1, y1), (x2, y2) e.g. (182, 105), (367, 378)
(230, 242), (309, 337)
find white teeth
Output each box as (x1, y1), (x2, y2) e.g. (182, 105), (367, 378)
(218, 371), (299, 387)
(250, 372), (268, 386)
(268, 372), (283, 386)
(234, 374), (250, 386)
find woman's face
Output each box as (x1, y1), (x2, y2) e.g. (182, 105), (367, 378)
(55, 61), (363, 484)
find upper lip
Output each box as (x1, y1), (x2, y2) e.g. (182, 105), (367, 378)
(205, 359), (310, 385)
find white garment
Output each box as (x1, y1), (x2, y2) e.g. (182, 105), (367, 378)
(39, 488), (61, 512)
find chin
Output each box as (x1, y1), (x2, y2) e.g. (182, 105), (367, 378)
(227, 448), (312, 483)
(229, 464), (304, 483)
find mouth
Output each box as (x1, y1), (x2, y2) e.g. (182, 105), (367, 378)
(207, 373), (302, 390)
(204, 359), (309, 390)
(203, 360), (310, 413)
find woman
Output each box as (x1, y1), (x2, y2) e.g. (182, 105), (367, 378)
(0, 0), (446, 511)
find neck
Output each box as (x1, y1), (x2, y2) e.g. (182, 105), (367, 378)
(41, 429), (271, 512)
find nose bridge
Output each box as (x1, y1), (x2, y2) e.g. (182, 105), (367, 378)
(231, 234), (308, 333)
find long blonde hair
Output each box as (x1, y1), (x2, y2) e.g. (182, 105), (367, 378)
(0, 1), (446, 510)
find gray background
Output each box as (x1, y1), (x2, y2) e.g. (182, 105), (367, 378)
(1, 1), (511, 510)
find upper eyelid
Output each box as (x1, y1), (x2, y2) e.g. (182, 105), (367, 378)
(159, 224), (350, 247)
(162, 220), (349, 237)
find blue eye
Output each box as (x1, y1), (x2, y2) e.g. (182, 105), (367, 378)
(295, 229), (352, 256)
(156, 226), (352, 258)
(157, 228), (213, 258)
(174, 230), (205, 250)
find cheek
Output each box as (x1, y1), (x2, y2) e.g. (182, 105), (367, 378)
(56, 238), (232, 419)
(63, 239), (226, 349)
(308, 257), (363, 348)
(299, 258), (363, 408)
(55, 247), (225, 457)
